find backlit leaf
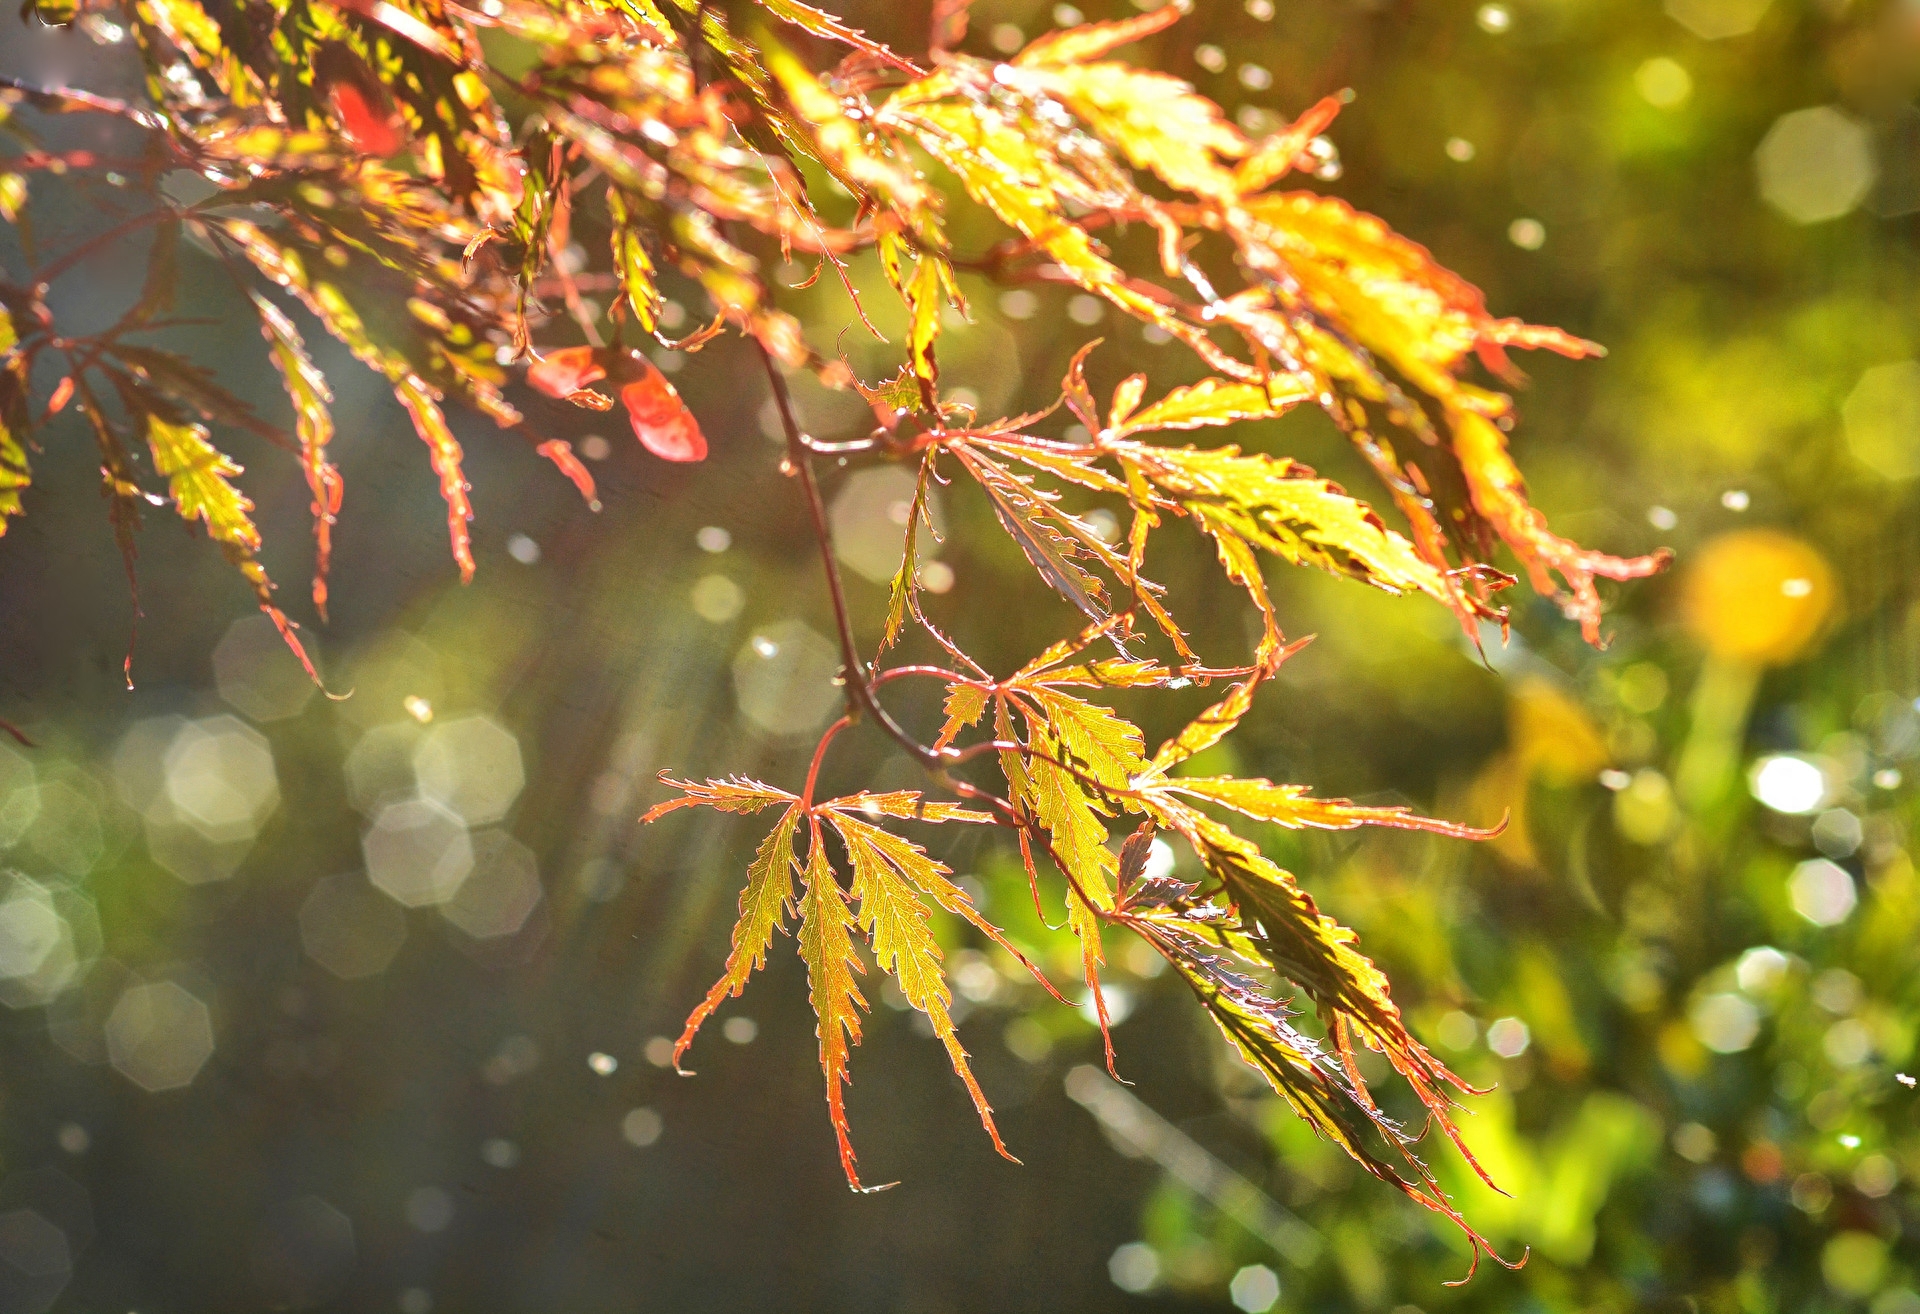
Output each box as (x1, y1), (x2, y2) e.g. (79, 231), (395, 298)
(828, 811), (1014, 1161)
(1451, 409), (1671, 645)
(1113, 376), (1311, 437)
(622, 362), (707, 463)
(797, 827), (872, 1190)
(1013, 4), (1185, 66)
(671, 802), (801, 1068)
(1157, 776), (1496, 839)
(252, 293), (341, 617)
(394, 375), (476, 582)
(935, 683), (988, 750)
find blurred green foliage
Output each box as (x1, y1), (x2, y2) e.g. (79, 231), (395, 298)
(1, 0), (1918, 1311)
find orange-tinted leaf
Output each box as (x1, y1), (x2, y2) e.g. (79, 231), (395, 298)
(1013, 3), (1185, 66)
(1451, 410), (1671, 644)
(394, 375), (476, 582)
(528, 346), (606, 399)
(1160, 776), (1497, 839)
(622, 363), (706, 463)
(1234, 93), (1343, 194)
(641, 774), (798, 820)
(536, 439), (597, 506)
(935, 683), (988, 750)
(252, 293), (340, 617)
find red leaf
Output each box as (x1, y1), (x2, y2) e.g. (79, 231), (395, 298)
(328, 83), (406, 157)
(527, 346), (605, 399)
(536, 439), (598, 507)
(622, 364), (706, 463)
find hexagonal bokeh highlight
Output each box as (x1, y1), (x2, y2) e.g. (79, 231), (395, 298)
(1842, 361), (1920, 481)
(163, 715), (279, 844)
(414, 717), (525, 825)
(299, 873), (408, 980)
(105, 981), (215, 1091)
(0, 875), (99, 1010)
(0, 1168), (93, 1260)
(143, 816), (253, 886)
(829, 466), (946, 584)
(0, 1207), (71, 1314)
(732, 620), (841, 736)
(1755, 106), (1876, 225)
(45, 959), (138, 1066)
(113, 715), (186, 810)
(334, 632), (446, 731)
(22, 782), (102, 878)
(342, 721), (425, 815)
(0, 742), (37, 848)
(440, 831), (543, 940)
(363, 798), (473, 908)
(0, 886), (63, 987)
(251, 1194), (356, 1309)
(214, 613), (322, 722)
(1664, 0), (1769, 40)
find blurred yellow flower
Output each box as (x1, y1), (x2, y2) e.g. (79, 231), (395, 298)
(1681, 529), (1835, 665)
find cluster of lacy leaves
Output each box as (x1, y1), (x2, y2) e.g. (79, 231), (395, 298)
(0, 0), (1669, 1262)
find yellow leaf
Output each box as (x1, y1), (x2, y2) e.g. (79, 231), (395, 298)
(893, 99), (1175, 331)
(394, 374), (475, 583)
(671, 803), (801, 1067)
(879, 453), (933, 654)
(1023, 658), (1169, 689)
(1027, 688), (1144, 791)
(144, 415), (260, 555)
(764, 38), (937, 242)
(797, 827), (871, 1189)
(1013, 4), (1185, 66)
(1026, 63), (1247, 201)
(1112, 376), (1311, 437)
(1123, 440), (1450, 603)
(828, 812), (1014, 1161)
(0, 316), (29, 532)
(934, 683), (988, 750)
(605, 189), (660, 333)
(1160, 776), (1494, 839)
(819, 792), (994, 825)
(1151, 666), (1263, 774)
(642, 775), (799, 821)
(1451, 409), (1671, 645)
(905, 254), (949, 390)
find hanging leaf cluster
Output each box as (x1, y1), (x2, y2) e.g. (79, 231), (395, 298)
(1, 0), (1672, 1268)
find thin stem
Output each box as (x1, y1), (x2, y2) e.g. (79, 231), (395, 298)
(756, 338), (939, 767)
(869, 665), (970, 689)
(802, 715), (852, 811)
(755, 342), (1118, 934)
(33, 207), (177, 287)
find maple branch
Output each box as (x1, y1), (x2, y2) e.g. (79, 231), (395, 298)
(747, 371), (1119, 923)
(757, 338), (938, 766)
(32, 206), (178, 287)
(802, 715), (852, 810)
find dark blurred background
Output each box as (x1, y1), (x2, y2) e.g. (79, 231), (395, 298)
(2, 0), (1919, 1310)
